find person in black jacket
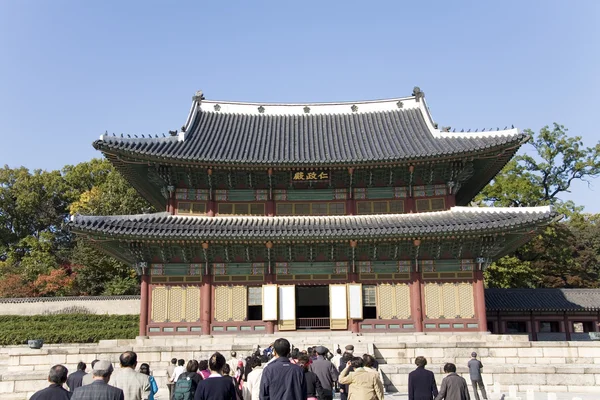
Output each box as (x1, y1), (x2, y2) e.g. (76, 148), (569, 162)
(30, 365), (72, 400)
(67, 362), (87, 393)
(338, 352), (354, 400)
(408, 356), (438, 400)
(194, 352), (236, 400)
(298, 354), (323, 400)
(259, 338), (307, 400)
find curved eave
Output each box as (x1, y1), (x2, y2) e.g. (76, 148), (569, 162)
(95, 135), (525, 170)
(70, 207), (559, 243)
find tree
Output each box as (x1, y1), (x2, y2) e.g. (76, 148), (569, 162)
(481, 124), (600, 288)
(477, 123), (600, 214)
(66, 158), (151, 216)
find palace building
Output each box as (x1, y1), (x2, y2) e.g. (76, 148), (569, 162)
(70, 88), (557, 336)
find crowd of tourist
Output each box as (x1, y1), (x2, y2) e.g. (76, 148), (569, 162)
(29, 338), (486, 400)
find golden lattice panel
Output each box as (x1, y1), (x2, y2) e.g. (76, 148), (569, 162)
(151, 286), (168, 323)
(214, 286), (230, 322)
(377, 284), (395, 319)
(231, 286), (247, 322)
(458, 283), (475, 318)
(395, 284), (411, 319)
(168, 286), (186, 322)
(441, 283), (458, 319)
(424, 283), (441, 319)
(185, 286), (201, 322)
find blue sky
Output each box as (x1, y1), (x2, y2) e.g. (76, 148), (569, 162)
(1, 1), (599, 211)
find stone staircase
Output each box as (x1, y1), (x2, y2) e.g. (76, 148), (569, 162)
(2, 332), (600, 399)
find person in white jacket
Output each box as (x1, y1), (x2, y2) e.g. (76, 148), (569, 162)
(243, 356), (264, 400)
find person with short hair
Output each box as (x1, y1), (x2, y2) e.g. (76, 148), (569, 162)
(173, 360), (202, 400)
(298, 354), (323, 400)
(194, 352), (236, 400)
(435, 363), (470, 400)
(167, 357), (178, 400)
(227, 351), (241, 377)
(72, 360), (124, 400)
(467, 352), (487, 400)
(198, 360), (211, 380)
(408, 356), (438, 400)
(308, 346), (338, 400)
(259, 338), (306, 400)
(243, 356), (264, 400)
(30, 364), (72, 400)
(173, 359), (187, 383)
(67, 362), (87, 393)
(110, 351), (151, 400)
(82, 360), (100, 386)
(339, 356), (384, 400)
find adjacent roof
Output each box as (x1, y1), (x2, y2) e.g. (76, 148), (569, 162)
(486, 288), (600, 312)
(94, 92), (525, 167)
(71, 206), (556, 242)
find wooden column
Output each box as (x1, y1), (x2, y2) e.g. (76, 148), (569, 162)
(530, 312), (538, 341)
(266, 200), (275, 216)
(200, 241), (212, 335)
(139, 274), (150, 337)
(445, 194), (456, 208)
(564, 312), (572, 341)
(265, 271), (275, 334)
(473, 270), (487, 332)
(410, 271), (423, 332)
(207, 201), (216, 217)
(200, 275), (212, 335)
(347, 167), (355, 215)
(348, 272), (360, 333)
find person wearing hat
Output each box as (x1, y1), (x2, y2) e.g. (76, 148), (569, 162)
(71, 360), (124, 400)
(467, 352), (487, 400)
(345, 345), (354, 355)
(308, 346), (339, 400)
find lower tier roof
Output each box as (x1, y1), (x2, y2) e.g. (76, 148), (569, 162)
(70, 206), (557, 241)
(486, 288), (600, 312)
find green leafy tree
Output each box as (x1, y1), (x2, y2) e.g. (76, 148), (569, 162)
(480, 124), (600, 288)
(477, 123), (600, 214)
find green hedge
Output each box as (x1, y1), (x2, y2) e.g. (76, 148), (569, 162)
(0, 314), (138, 345)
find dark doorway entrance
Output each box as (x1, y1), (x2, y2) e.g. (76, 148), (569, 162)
(296, 286), (330, 329)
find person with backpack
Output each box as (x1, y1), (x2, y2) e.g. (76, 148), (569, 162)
(139, 363), (159, 400)
(174, 360), (203, 400)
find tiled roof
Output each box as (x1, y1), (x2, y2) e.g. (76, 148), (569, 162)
(485, 288), (600, 311)
(70, 206), (556, 241)
(94, 95), (525, 166)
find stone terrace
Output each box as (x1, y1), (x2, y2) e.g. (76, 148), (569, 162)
(2, 333), (600, 399)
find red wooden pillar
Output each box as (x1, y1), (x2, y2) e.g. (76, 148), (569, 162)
(265, 271), (275, 334)
(473, 270), (487, 332)
(266, 200), (275, 216)
(445, 194), (456, 208)
(410, 271), (423, 332)
(200, 275), (212, 335)
(207, 201), (216, 217)
(347, 167), (355, 215)
(139, 274), (150, 337)
(564, 312), (572, 341)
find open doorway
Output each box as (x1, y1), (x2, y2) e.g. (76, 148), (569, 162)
(296, 286), (330, 329)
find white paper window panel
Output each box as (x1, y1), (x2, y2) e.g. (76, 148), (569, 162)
(262, 285), (278, 321)
(330, 284), (348, 320)
(278, 285), (296, 321)
(348, 284), (363, 319)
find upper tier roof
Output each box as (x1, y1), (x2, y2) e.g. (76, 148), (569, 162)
(94, 89), (525, 167)
(70, 206), (556, 242)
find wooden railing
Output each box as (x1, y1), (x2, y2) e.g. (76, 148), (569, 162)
(297, 317), (330, 329)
